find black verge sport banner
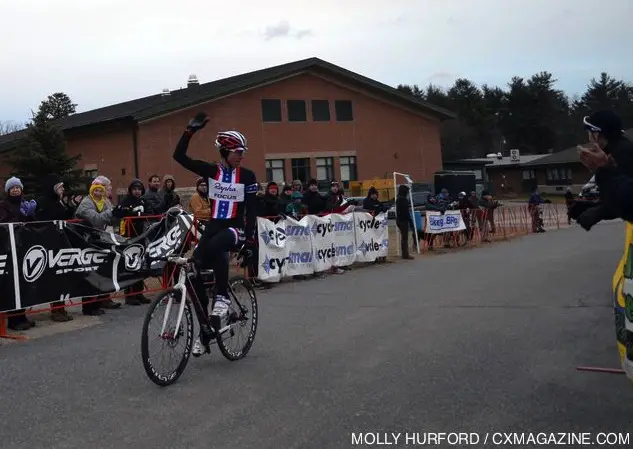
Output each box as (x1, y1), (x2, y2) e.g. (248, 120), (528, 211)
(0, 225), (16, 313)
(0, 210), (199, 313)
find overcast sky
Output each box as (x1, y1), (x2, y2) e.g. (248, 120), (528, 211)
(1, 0), (631, 124)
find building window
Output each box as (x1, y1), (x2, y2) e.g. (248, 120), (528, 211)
(311, 100), (330, 121)
(522, 169), (536, 180)
(340, 156), (357, 182)
(287, 100), (307, 122)
(335, 100), (354, 121)
(291, 158), (311, 184)
(265, 159), (285, 182)
(316, 157), (334, 181)
(546, 166), (572, 183)
(261, 99), (282, 122)
(474, 169), (483, 181)
(84, 169), (98, 180)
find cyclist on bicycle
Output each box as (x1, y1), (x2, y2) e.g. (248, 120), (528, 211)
(173, 112), (258, 356)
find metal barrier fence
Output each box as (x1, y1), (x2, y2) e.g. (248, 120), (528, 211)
(0, 203), (569, 339)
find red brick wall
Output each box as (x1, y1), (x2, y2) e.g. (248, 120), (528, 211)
(65, 121), (136, 194)
(136, 72), (443, 188)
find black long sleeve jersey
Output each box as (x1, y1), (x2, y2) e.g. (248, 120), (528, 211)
(173, 131), (258, 239)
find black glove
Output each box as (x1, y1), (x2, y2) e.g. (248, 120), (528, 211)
(186, 112), (210, 133)
(238, 240), (257, 268)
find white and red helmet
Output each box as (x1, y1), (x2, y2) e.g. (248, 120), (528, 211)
(215, 131), (247, 152)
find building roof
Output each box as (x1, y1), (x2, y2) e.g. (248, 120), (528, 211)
(0, 57), (456, 153)
(523, 128), (633, 167)
(447, 154), (549, 168)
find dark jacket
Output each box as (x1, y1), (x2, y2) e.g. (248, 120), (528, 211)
(324, 191), (343, 212)
(395, 185), (414, 227)
(142, 188), (163, 215)
(575, 136), (633, 229)
(113, 179), (148, 237)
(257, 184), (281, 217)
(0, 195), (35, 224)
(303, 190), (326, 215)
(161, 175), (180, 211)
(362, 188), (388, 213)
(34, 174), (75, 221)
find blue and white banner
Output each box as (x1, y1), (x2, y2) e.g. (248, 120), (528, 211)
(424, 210), (466, 234)
(256, 212), (389, 282)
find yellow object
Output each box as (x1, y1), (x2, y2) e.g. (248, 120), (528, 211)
(612, 221), (633, 381)
(349, 178), (394, 200)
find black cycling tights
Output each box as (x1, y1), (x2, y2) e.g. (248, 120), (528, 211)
(192, 227), (238, 311)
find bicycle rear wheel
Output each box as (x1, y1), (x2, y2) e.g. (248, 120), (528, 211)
(217, 276), (258, 361)
(141, 289), (194, 386)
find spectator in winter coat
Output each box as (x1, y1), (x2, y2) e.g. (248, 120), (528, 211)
(142, 174), (164, 215)
(572, 110), (633, 230)
(161, 174), (180, 210)
(0, 177), (37, 331)
(113, 179), (150, 305)
(278, 185), (293, 212)
(75, 180), (122, 314)
(286, 191), (306, 219)
(528, 189), (546, 233)
(395, 184), (414, 260)
(189, 177), (211, 221)
(324, 181), (344, 212)
(34, 174), (76, 322)
(92, 175), (113, 201)
(478, 190), (499, 235)
(302, 179), (326, 215)
(257, 181), (281, 217)
(362, 187), (388, 214)
(291, 179), (303, 194)
(457, 191), (474, 239)
(564, 188), (574, 225)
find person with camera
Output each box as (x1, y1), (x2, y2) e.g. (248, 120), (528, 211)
(572, 110), (633, 230)
(172, 112), (258, 357)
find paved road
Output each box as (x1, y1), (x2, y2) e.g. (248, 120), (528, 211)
(1, 221), (632, 449)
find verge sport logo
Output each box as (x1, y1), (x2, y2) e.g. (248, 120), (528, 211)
(122, 244), (145, 271)
(23, 245), (47, 283)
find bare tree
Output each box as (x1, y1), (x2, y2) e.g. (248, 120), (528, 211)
(0, 120), (25, 136)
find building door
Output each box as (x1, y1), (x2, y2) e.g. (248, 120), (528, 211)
(291, 158), (311, 184)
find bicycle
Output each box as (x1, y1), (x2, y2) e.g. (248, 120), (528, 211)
(141, 250), (258, 387)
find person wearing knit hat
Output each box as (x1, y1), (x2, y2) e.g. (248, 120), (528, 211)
(189, 177), (211, 221)
(75, 178), (121, 314)
(0, 176), (38, 330)
(112, 178), (150, 306)
(92, 175), (113, 201)
(34, 174), (77, 322)
(161, 174), (181, 210)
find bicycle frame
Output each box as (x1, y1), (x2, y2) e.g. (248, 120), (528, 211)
(160, 259), (214, 340)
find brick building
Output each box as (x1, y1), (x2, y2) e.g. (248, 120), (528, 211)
(0, 57), (454, 196)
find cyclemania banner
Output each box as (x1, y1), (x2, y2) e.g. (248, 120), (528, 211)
(0, 211), (196, 313)
(257, 212), (389, 282)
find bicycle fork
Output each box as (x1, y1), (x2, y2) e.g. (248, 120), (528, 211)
(160, 267), (189, 338)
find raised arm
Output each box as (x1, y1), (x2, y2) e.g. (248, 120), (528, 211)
(172, 112), (213, 177)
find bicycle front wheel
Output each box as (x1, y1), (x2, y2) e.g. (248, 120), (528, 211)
(217, 276), (258, 361)
(141, 288), (194, 387)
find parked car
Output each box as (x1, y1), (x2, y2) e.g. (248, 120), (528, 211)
(578, 176), (600, 201)
(387, 191), (430, 219)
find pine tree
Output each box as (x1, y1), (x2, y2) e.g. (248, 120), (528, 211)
(9, 110), (85, 197)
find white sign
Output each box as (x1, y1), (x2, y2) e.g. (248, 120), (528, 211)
(256, 217), (287, 282)
(424, 210), (466, 234)
(354, 213), (389, 262)
(510, 149), (520, 162)
(284, 216), (313, 277)
(329, 214), (356, 267)
(255, 212), (390, 282)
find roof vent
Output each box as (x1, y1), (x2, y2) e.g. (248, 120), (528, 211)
(187, 74), (199, 88)
(161, 88), (171, 97)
